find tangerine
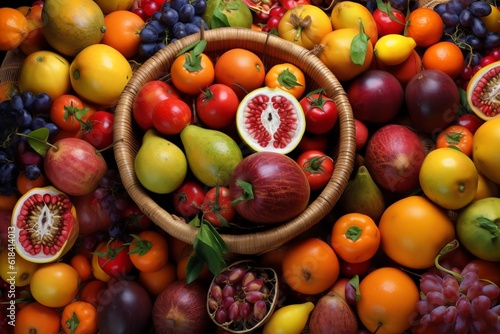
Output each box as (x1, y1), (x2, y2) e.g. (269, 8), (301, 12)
(406, 8), (444, 48)
(101, 10), (145, 59)
(422, 41), (465, 79)
(0, 7), (29, 51)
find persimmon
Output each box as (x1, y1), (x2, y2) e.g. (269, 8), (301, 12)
(0, 7), (29, 51)
(14, 302), (61, 334)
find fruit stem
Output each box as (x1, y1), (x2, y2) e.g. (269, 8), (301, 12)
(230, 180), (254, 206)
(434, 239), (463, 281)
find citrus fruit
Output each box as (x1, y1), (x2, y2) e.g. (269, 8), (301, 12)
(406, 7), (444, 48)
(0, 7), (29, 50)
(101, 10), (145, 59)
(373, 34), (416, 66)
(422, 41), (465, 79)
(472, 116), (500, 184)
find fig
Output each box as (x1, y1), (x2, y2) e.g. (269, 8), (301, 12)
(11, 186), (79, 263)
(466, 61), (500, 121)
(405, 69), (460, 134)
(308, 291), (358, 334)
(236, 87), (306, 155)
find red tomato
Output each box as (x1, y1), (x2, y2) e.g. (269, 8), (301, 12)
(95, 239), (134, 278)
(454, 113), (485, 135)
(279, 0), (311, 10)
(132, 80), (180, 131)
(372, 8), (406, 37)
(120, 201), (153, 232)
(50, 94), (94, 132)
(298, 133), (329, 152)
(296, 150), (335, 191)
(172, 180), (206, 218)
(201, 186), (235, 227)
(81, 110), (114, 149)
(196, 83), (239, 129)
(354, 118), (369, 151)
(300, 92), (339, 135)
(152, 98), (192, 135)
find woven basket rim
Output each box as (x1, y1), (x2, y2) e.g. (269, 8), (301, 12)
(113, 27), (356, 254)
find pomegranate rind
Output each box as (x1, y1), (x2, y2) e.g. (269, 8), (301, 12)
(466, 61), (500, 121)
(236, 86), (306, 154)
(11, 186), (79, 264)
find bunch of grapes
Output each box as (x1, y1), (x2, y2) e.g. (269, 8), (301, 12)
(207, 261), (278, 331)
(93, 169), (130, 224)
(138, 0), (208, 59)
(415, 262), (500, 333)
(0, 92), (57, 196)
(435, 0), (500, 66)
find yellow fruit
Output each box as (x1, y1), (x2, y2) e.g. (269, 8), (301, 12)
(263, 302), (314, 334)
(473, 117), (500, 184)
(330, 0), (378, 46)
(374, 34), (417, 66)
(474, 173), (499, 201)
(466, 61), (500, 121)
(481, 5), (500, 34)
(70, 44), (132, 107)
(93, 0), (135, 14)
(41, 0), (106, 57)
(419, 147), (478, 210)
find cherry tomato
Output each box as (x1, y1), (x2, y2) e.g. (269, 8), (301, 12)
(196, 83), (239, 129)
(279, 0), (311, 10)
(70, 254), (93, 282)
(264, 62), (306, 99)
(300, 91), (339, 135)
(330, 213), (381, 264)
(81, 110), (114, 149)
(372, 8), (406, 37)
(152, 97), (192, 135)
(95, 239), (134, 278)
(61, 301), (98, 334)
(454, 113), (484, 134)
(201, 186), (235, 227)
(128, 230), (169, 273)
(132, 80), (180, 131)
(120, 201), (153, 232)
(170, 51), (215, 95)
(296, 150), (335, 191)
(266, 16), (282, 31)
(435, 124), (474, 157)
(50, 94), (94, 132)
(269, 6), (287, 18)
(172, 180), (206, 218)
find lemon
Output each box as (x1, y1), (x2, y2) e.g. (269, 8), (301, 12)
(473, 117), (500, 184)
(374, 34), (417, 66)
(419, 147), (478, 210)
(263, 302), (314, 334)
(481, 5), (500, 34)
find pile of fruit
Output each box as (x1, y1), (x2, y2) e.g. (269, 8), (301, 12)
(0, 0), (499, 333)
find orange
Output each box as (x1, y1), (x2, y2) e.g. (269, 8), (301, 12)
(422, 41), (465, 79)
(406, 8), (444, 48)
(281, 237), (340, 295)
(356, 267), (419, 334)
(139, 262), (177, 295)
(101, 10), (145, 59)
(14, 302), (61, 334)
(0, 7), (29, 50)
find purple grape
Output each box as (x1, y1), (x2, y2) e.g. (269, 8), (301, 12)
(30, 116), (47, 130)
(446, 0), (465, 14)
(9, 95), (24, 111)
(151, 10), (162, 21)
(31, 93), (52, 115)
(21, 91), (36, 110)
(178, 4), (195, 23)
(459, 9), (473, 26)
(160, 8), (179, 26)
(185, 22), (200, 35)
(44, 122), (59, 137)
(24, 164), (41, 180)
(469, 1), (492, 17)
(471, 16), (488, 37)
(140, 27), (159, 43)
(434, 3), (447, 15)
(171, 0), (188, 12)
(0, 162), (16, 184)
(483, 31), (500, 50)
(139, 43), (157, 58)
(191, 0), (206, 15)
(441, 11), (460, 25)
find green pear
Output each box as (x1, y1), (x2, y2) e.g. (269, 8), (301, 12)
(180, 125), (243, 187)
(134, 129), (187, 194)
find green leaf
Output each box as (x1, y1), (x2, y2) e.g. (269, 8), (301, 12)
(350, 20), (369, 66)
(475, 217), (500, 239)
(211, 6), (230, 28)
(203, 222), (228, 254)
(192, 222), (227, 276)
(26, 127), (51, 157)
(348, 274), (362, 302)
(277, 68), (303, 90)
(186, 255), (205, 284)
(188, 215), (202, 227)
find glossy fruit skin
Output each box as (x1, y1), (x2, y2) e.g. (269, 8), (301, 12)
(91, 242), (111, 282)
(44, 137), (108, 196)
(405, 69), (459, 134)
(70, 44), (133, 107)
(354, 118), (369, 151)
(94, 0), (135, 14)
(299, 93), (338, 135)
(422, 41), (465, 79)
(101, 9), (145, 59)
(69, 253), (93, 281)
(81, 110), (114, 149)
(95, 239), (134, 278)
(14, 302), (61, 334)
(419, 147), (478, 210)
(372, 8), (405, 37)
(0, 248), (39, 287)
(17, 50), (71, 100)
(172, 180), (206, 218)
(472, 117), (500, 184)
(405, 7), (444, 48)
(171, 52), (215, 95)
(132, 80), (180, 131)
(128, 230), (169, 273)
(295, 150), (334, 191)
(454, 113), (484, 135)
(214, 48), (265, 100)
(466, 62), (500, 120)
(356, 267), (419, 334)
(456, 197), (500, 262)
(330, 1), (377, 46)
(278, 5), (333, 50)
(282, 238), (340, 295)
(30, 262), (80, 308)
(201, 186), (235, 227)
(373, 34), (416, 66)
(318, 28), (374, 82)
(72, 192), (113, 235)
(347, 69), (404, 124)
(196, 83), (239, 129)
(61, 301), (98, 334)
(435, 125), (473, 157)
(330, 213), (380, 264)
(152, 98), (192, 135)
(0, 7), (29, 51)
(138, 262), (177, 296)
(378, 196), (456, 269)
(50, 94), (93, 132)
(41, 0), (105, 57)
(229, 152), (310, 224)
(264, 62), (306, 99)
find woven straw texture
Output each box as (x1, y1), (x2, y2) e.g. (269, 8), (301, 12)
(0, 50), (24, 84)
(113, 27), (356, 255)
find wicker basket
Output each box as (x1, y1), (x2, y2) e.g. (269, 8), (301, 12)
(113, 27), (356, 255)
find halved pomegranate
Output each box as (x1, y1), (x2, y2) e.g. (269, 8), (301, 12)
(11, 186), (79, 263)
(236, 87), (306, 154)
(466, 61), (500, 121)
